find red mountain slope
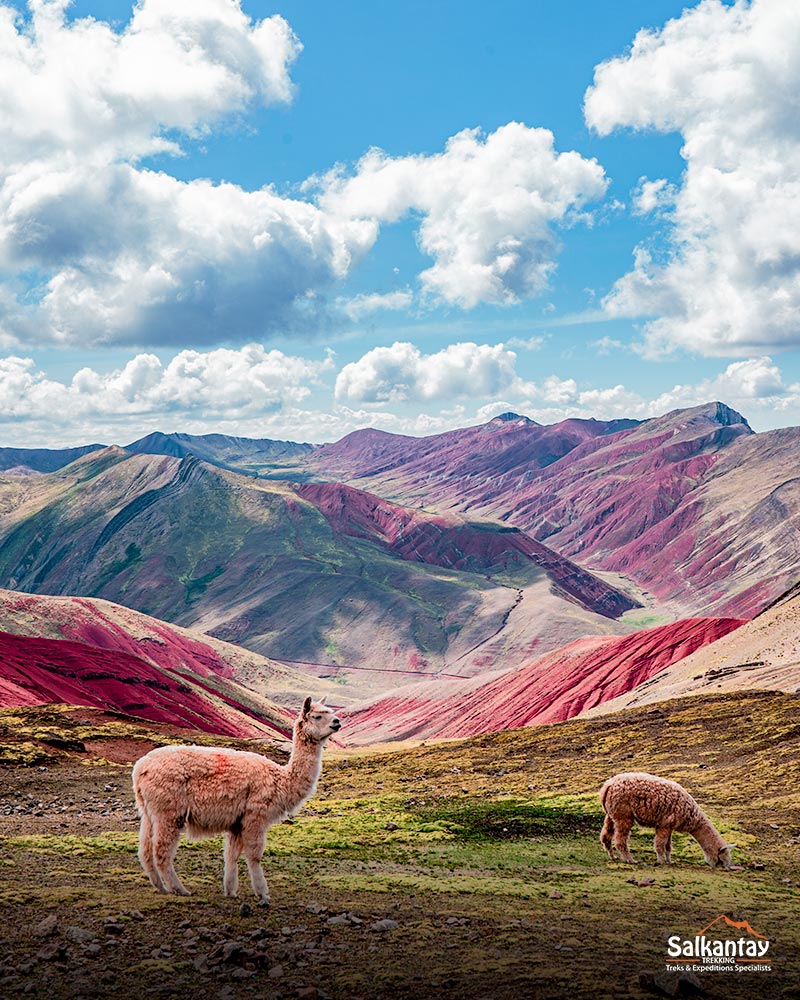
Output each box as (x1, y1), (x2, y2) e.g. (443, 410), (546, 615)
(344, 616), (744, 744)
(294, 481), (638, 619)
(0, 629), (291, 738)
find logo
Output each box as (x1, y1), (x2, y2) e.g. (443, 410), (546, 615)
(666, 915), (772, 974)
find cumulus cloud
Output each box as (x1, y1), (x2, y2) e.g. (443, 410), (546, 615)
(0, 0), (300, 167)
(334, 341), (536, 405)
(0, 2), (381, 346)
(317, 123), (608, 308)
(0, 345), (331, 429)
(585, 0), (800, 356)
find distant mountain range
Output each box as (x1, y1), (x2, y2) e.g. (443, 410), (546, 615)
(0, 399), (798, 738)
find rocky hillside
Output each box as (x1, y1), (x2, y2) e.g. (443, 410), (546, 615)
(344, 615), (744, 744)
(583, 584), (800, 716)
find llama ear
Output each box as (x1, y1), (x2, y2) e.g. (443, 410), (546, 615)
(723, 843), (737, 851)
(302, 696), (312, 717)
(319, 695), (327, 706)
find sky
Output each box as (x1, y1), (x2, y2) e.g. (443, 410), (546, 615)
(1, 0), (799, 446)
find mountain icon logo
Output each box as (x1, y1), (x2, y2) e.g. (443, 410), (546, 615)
(696, 915), (768, 940)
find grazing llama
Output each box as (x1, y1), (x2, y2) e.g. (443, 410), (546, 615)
(599, 772), (739, 869)
(132, 697), (341, 904)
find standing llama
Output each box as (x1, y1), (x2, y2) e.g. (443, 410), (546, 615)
(132, 697), (341, 904)
(599, 772), (740, 869)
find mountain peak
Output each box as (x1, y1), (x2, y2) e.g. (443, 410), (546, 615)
(487, 412), (538, 427)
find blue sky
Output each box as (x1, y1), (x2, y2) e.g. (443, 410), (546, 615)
(1, 0), (799, 445)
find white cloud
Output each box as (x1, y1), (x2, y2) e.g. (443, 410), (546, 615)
(0, 1), (385, 347)
(3, 163), (377, 345)
(0, 345), (331, 430)
(631, 177), (676, 216)
(0, 0), (300, 167)
(338, 289), (413, 321)
(334, 340), (533, 404)
(585, 0), (800, 356)
(318, 123), (608, 308)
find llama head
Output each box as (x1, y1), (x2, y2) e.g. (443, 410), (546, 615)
(297, 696), (341, 743)
(716, 843), (741, 870)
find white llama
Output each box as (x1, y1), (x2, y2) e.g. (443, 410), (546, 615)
(132, 697), (341, 904)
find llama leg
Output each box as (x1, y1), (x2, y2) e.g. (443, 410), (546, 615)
(654, 826), (673, 865)
(152, 820), (190, 896)
(224, 831), (243, 897)
(600, 815), (616, 859)
(665, 830), (673, 865)
(138, 810), (166, 892)
(612, 816), (636, 863)
(241, 822), (270, 906)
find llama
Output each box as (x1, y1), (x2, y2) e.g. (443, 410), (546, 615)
(132, 697), (341, 904)
(599, 772), (740, 870)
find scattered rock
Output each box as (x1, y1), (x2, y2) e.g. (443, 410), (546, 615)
(65, 926), (95, 945)
(268, 964), (284, 979)
(306, 902), (327, 914)
(238, 903), (253, 918)
(297, 988), (318, 999)
(384, 822), (399, 831)
(34, 914), (58, 938)
(370, 919), (399, 932)
(549, 890), (563, 899)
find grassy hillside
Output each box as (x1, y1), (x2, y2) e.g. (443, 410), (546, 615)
(0, 691), (797, 999)
(0, 451), (633, 698)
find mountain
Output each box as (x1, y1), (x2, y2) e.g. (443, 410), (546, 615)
(0, 451), (635, 699)
(583, 585), (800, 716)
(0, 629), (294, 738)
(124, 431), (314, 476)
(311, 411), (640, 482)
(343, 615), (744, 744)
(0, 444), (104, 474)
(309, 402), (800, 617)
(295, 481), (637, 619)
(0, 587), (343, 710)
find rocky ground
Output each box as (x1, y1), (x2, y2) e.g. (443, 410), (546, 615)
(0, 694), (798, 1000)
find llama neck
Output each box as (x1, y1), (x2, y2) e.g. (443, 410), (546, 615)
(691, 815), (726, 865)
(282, 731), (325, 810)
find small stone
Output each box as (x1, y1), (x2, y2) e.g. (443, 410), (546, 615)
(297, 988), (318, 999)
(103, 923), (125, 936)
(221, 941), (242, 962)
(549, 890), (563, 899)
(637, 878), (656, 887)
(751, 862), (766, 870)
(267, 964), (284, 979)
(65, 927), (95, 945)
(239, 903), (253, 918)
(384, 822), (399, 831)
(86, 943), (102, 957)
(305, 902), (327, 914)
(326, 916), (350, 927)
(34, 914), (58, 938)
(370, 919), (399, 932)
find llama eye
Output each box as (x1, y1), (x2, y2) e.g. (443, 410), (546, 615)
(312, 714), (322, 719)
